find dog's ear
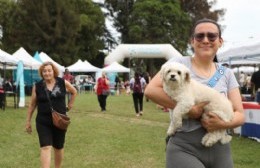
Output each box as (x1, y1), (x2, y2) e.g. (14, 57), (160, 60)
(160, 64), (166, 80)
(185, 72), (190, 82)
(160, 69), (164, 80)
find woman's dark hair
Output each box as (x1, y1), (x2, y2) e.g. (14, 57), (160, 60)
(134, 72), (140, 84)
(192, 18), (221, 63)
(191, 18), (222, 38)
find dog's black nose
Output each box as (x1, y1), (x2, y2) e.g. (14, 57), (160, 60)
(170, 74), (175, 78)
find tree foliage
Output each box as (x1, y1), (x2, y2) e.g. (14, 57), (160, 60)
(128, 0), (191, 52)
(0, 0), (105, 66)
(180, 0), (225, 30)
(0, 0), (17, 49)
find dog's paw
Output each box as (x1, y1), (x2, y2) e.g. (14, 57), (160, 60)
(173, 120), (183, 130)
(220, 135), (232, 144)
(167, 127), (175, 136)
(201, 134), (218, 147)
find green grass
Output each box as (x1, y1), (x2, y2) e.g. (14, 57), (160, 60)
(0, 93), (259, 168)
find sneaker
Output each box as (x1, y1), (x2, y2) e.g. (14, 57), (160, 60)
(136, 113), (140, 117)
(139, 111), (143, 116)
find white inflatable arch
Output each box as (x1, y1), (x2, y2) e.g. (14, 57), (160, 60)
(104, 44), (182, 65)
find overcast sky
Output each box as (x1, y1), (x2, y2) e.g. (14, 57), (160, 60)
(215, 0), (260, 52)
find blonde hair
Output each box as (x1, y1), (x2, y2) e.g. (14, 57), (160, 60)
(38, 62), (59, 78)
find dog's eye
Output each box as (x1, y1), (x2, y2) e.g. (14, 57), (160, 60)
(177, 71), (181, 75)
(167, 70), (171, 74)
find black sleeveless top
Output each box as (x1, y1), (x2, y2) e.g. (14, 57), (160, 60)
(35, 77), (66, 124)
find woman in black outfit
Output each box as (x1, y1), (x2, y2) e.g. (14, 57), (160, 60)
(26, 62), (77, 168)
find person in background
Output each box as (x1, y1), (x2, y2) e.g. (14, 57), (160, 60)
(245, 73), (252, 95)
(145, 18), (244, 168)
(0, 74), (3, 87)
(124, 79), (131, 95)
(130, 72), (146, 117)
(63, 68), (74, 84)
(239, 71), (246, 88)
(115, 75), (121, 95)
(63, 68), (74, 102)
(251, 66), (260, 103)
(95, 72), (110, 112)
(25, 62), (77, 168)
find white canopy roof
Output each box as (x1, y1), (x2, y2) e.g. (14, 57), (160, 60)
(67, 59), (100, 72)
(218, 42), (260, 65)
(39, 52), (65, 72)
(0, 49), (19, 65)
(101, 62), (130, 73)
(12, 47), (41, 69)
(83, 60), (101, 72)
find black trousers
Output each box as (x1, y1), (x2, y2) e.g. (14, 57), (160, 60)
(98, 94), (108, 110)
(132, 92), (144, 113)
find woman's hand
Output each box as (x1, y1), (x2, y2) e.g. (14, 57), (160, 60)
(25, 121), (32, 134)
(67, 103), (73, 111)
(188, 101), (209, 119)
(201, 112), (227, 132)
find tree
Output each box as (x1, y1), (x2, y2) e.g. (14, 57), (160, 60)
(74, 0), (105, 64)
(0, 0), (17, 50)
(128, 0), (191, 52)
(180, 0), (225, 23)
(0, 0), (105, 66)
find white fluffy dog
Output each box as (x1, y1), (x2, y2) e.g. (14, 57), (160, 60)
(160, 62), (234, 147)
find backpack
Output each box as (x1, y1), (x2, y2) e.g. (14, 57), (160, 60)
(133, 80), (142, 93)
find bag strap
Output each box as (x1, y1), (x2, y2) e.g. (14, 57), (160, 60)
(43, 82), (55, 113)
(207, 65), (226, 88)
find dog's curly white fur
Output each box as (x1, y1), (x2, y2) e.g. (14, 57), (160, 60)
(161, 62), (234, 147)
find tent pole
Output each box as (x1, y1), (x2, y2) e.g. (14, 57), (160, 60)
(3, 63), (6, 111)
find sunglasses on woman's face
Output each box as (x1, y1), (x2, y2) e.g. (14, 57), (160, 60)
(193, 32), (219, 42)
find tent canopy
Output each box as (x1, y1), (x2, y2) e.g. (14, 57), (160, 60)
(218, 42), (260, 66)
(38, 52), (65, 72)
(12, 47), (41, 69)
(67, 59), (100, 72)
(0, 49), (19, 65)
(101, 62), (130, 73)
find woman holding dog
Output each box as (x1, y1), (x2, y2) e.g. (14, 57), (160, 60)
(145, 18), (245, 168)
(25, 62), (77, 168)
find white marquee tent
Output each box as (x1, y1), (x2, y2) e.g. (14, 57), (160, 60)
(39, 52), (65, 72)
(12, 47), (41, 69)
(83, 60), (101, 72)
(218, 42), (260, 66)
(67, 59), (100, 72)
(0, 49), (19, 66)
(101, 61), (130, 73)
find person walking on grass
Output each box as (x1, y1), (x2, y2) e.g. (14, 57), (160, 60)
(95, 72), (110, 112)
(130, 72), (146, 117)
(26, 62), (77, 168)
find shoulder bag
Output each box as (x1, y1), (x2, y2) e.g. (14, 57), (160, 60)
(44, 83), (70, 130)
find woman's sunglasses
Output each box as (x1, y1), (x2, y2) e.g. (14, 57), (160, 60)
(193, 32), (219, 42)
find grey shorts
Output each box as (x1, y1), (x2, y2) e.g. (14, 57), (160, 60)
(166, 128), (233, 168)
